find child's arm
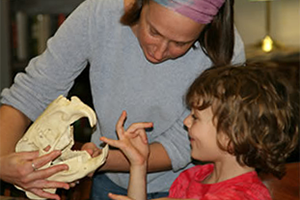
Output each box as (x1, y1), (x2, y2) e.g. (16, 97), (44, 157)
(100, 111), (153, 200)
(108, 194), (195, 200)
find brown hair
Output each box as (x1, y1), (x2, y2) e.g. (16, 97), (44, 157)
(120, 0), (235, 66)
(185, 63), (299, 179)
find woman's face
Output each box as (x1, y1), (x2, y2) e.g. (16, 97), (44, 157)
(133, 0), (205, 63)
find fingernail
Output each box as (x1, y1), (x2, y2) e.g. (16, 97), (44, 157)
(53, 150), (62, 155)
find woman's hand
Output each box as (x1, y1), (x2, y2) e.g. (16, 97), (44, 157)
(81, 141), (102, 177)
(0, 150), (70, 200)
(81, 142), (102, 158)
(100, 110), (153, 167)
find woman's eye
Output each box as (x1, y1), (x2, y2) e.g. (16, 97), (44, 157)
(174, 41), (186, 47)
(149, 28), (158, 36)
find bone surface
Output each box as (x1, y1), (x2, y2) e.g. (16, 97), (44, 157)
(15, 95), (109, 199)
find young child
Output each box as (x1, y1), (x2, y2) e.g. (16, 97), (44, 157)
(100, 63), (299, 200)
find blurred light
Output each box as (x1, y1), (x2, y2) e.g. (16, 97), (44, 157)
(262, 35), (273, 52)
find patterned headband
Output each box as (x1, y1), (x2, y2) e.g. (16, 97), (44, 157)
(153, 0), (226, 24)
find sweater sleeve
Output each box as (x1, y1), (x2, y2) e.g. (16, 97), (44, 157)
(1, 0), (93, 121)
(153, 109), (191, 172)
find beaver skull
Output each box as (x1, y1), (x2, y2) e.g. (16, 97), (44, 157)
(15, 95), (108, 199)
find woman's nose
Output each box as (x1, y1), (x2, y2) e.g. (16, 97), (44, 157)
(153, 41), (168, 60)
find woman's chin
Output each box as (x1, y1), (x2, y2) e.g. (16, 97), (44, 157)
(144, 51), (167, 64)
(145, 55), (162, 64)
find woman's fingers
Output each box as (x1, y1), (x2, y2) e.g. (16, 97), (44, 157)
(25, 163), (69, 182)
(81, 142), (101, 157)
(3, 151), (72, 200)
(30, 187), (61, 200)
(18, 150), (39, 160)
(25, 178), (70, 190)
(30, 150), (62, 171)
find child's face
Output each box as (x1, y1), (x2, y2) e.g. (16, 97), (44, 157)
(184, 107), (226, 161)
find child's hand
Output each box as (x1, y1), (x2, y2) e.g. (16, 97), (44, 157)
(108, 192), (133, 200)
(100, 111), (153, 167)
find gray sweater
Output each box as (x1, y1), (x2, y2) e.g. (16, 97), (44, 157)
(1, 0), (245, 193)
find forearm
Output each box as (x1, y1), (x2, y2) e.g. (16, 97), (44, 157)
(100, 142), (172, 172)
(128, 164), (147, 200)
(0, 105), (31, 156)
(154, 198), (196, 200)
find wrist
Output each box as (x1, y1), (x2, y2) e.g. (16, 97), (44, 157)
(131, 162), (147, 171)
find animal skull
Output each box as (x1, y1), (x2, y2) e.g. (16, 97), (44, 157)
(15, 95), (108, 199)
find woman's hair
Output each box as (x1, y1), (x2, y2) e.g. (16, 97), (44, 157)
(120, 0), (235, 66)
(185, 63), (299, 179)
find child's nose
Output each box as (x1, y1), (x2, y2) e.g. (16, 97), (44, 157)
(183, 115), (191, 128)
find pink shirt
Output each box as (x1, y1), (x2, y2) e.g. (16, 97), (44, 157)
(169, 164), (271, 200)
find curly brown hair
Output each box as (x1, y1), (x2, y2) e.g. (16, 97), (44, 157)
(185, 63), (299, 179)
(120, 0), (235, 66)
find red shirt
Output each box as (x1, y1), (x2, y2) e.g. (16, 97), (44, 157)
(169, 164), (271, 200)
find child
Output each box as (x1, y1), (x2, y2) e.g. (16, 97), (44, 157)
(100, 63), (299, 200)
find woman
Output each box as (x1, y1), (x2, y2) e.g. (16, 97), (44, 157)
(0, 0), (245, 199)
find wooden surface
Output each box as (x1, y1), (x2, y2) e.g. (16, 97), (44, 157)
(259, 162), (300, 200)
(0, 197), (28, 200)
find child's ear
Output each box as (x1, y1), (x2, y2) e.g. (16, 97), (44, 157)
(218, 132), (234, 153)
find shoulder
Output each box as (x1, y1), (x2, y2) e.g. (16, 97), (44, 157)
(80, 0), (124, 15)
(74, 0), (125, 31)
(211, 172), (271, 200)
(176, 164), (213, 182)
(64, 0), (124, 21)
(232, 26), (246, 64)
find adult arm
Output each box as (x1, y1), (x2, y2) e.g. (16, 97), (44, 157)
(97, 142), (172, 173)
(0, 105), (30, 155)
(84, 109), (189, 173)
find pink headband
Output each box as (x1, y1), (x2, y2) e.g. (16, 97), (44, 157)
(153, 0), (225, 24)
